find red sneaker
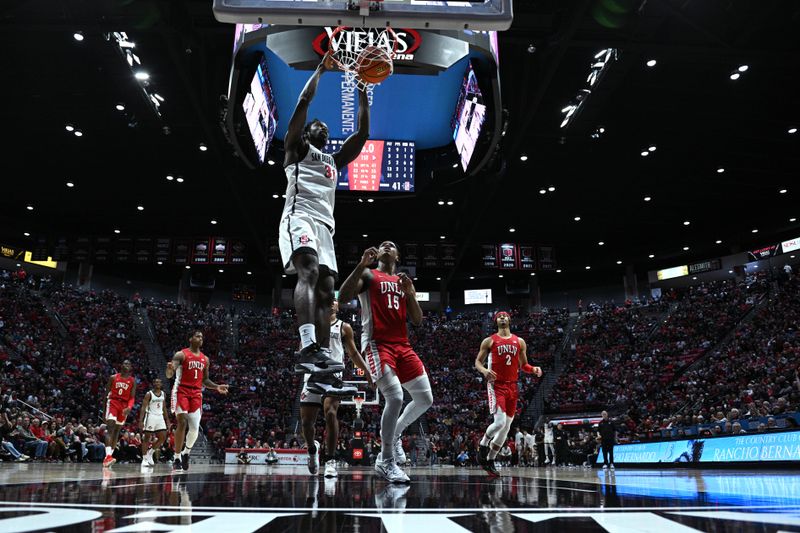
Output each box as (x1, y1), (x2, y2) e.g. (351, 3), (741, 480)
(103, 455), (116, 468)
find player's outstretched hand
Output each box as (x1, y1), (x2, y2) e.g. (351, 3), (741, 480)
(397, 272), (414, 293)
(360, 247), (378, 267)
(322, 51), (335, 71)
(217, 384), (230, 395)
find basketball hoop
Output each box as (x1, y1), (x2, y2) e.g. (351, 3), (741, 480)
(353, 395), (366, 418)
(327, 26), (398, 92)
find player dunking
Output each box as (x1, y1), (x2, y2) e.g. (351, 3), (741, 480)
(280, 52), (371, 394)
(474, 311), (542, 477)
(300, 300), (373, 477)
(338, 241), (433, 483)
(139, 377), (169, 467)
(103, 359), (136, 468)
(166, 331), (229, 472)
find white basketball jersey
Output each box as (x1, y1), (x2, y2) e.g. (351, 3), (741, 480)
(282, 143), (338, 229)
(305, 320), (345, 382)
(146, 390), (165, 418)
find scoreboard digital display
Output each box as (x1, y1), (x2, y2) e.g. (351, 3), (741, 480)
(326, 139), (415, 193)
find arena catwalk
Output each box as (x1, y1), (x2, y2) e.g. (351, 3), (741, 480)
(1, 464), (799, 532)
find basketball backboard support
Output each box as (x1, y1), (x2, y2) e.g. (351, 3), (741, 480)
(213, 0), (513, 31)
(339, 380), (381, 406)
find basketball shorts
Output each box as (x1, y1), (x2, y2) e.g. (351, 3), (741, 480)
(278, 213), (338, 276)
(299, 372), (343, 406)
(105, 399), (128, 424)
(143, 413), (167, 432)
(173, 389), (202, 415)
(363, 340), (426, 383)
(487, 381), (518, 416)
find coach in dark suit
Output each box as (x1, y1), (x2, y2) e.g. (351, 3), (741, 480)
(597, 410), (617, 469)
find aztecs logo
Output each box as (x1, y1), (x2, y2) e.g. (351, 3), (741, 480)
(312, 27), (422, 62)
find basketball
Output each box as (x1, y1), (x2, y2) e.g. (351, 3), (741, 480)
(356, 45), (393, 85)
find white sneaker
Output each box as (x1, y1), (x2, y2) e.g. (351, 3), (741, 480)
(375, 457), (410, 483)
(602, 465), (608, 470)
(324, 459), (337, 478)
(610, 464), (615, 470)
(394, 438), (407, 465)
(308, 440), (320, 475)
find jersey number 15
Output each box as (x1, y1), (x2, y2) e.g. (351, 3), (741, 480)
(386, 294), (400, 310)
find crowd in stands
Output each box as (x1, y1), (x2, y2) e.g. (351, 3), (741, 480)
(2, 265), (799, 467)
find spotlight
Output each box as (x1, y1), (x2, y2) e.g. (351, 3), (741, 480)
(683, 246), (690, 251)
(446, 200), (454, 206)
(134, 71), (150, 80)
(520, 155), (528, 161)
(738, 65), (749, 72)
(644, 196), (652, 202)
(137, 205), (144, 211)
(616, 260), (622, 265)
(574, 216), (581, 222)
(114, 229), (121, 234)
(598, 241), (604, 246)
(210, 220), (217, 225)
(730, 72), (741, 81)
(648, 145), (656, 152)
(509, 228), (516, 233)
(438, 200), (445, 205)
(176, 177), (184, 183)
(641, 151), (649, 157)
(548, 186), (555, 192)
(267, 159), (275, 166)
(73, 32), (84, 41)
(779, 189), (788, 194)
(115, 104), (125, 111)
(23, 232), (30, 237)
(539, 189), (546, 194)
(585, 266), (591, 270)
(26, 205), (33, 211)
(717, 168), (725, 173)
(198, 143), (208, 152)
(789, 128), (798, 134)
(683, 221), (690, 226)
(646, 59), (657, 67)
(715, 240), (722, 244)
(649, 254), (655, 258)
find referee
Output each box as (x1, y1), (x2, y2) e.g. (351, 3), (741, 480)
(597, 410), (616, 470)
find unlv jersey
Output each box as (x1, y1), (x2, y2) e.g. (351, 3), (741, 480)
(177, 348), (207, 391)
(108, 373), (135, 403)
(359, 269), (408, 345)
(488, 334), (521, 383)
(282, 143), (338, 230)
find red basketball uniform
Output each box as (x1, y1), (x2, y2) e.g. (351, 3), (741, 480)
(359, 268), (425, 383)
(106, 373), (135, 423)
(171, 348), (207, 414)
(487, 333), (521, 416)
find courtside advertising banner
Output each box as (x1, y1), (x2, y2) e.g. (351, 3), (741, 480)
(597, 431), (800, 464)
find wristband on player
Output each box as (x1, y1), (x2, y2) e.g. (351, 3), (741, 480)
(521, 363), (535, 374)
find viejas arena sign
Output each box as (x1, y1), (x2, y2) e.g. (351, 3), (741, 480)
(312, 27), (422, 61)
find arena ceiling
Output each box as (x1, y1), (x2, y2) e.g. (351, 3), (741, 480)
(1, 0), (798, 289)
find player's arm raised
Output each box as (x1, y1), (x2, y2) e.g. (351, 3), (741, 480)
(334, 88), (370, 170)
(138, 391), (151, 428)
(165, 351), (184, 379)
(518, 338), (543, 377)
(342, 322), (375, 389)
(397, 272), (422, 326)
(338, 247), (377, 302)
(474, 337), (496, 382)
(202, 358), (229, 394)
(284, 52), (333, 166)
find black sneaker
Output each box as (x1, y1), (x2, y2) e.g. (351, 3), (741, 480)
(483, 459), (500, 478)
(294, 344), (346, 375)
(478, 445), (489, 465)
(181, 453), (190, 472)
(306, 373), (358, 398)
(172, 458), (183, 472)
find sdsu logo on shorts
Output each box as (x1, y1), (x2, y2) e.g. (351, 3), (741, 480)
(299, 234), (310, 245)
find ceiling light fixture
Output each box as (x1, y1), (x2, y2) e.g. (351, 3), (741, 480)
(616, 260), (622, 265)
(66, 182), (74, 188)
(440, 235), (446, 240)
(738, 65), (749, 72)
(267, 159), (275, 166)
(548, 186), (555, 192)
(648, 145), (656, 152)
(790, 218), (797, 222)
(114, 229), (121, 234)
(157, 261), (163, 265)
(134, 71), (150, 80)
(166, 175), (174, 181)
(683, 246), (690, 251)
(73, 130), (83, 137)
(247, 271), (253, 275)
(218, 269), (224, 273)
(644, 196), (651, 202)
(574, 216), (581, 222)
(509, 228), (516, 233)
(447, 200), (454, 206)
(452, 163), (458, 168)
(716, 240), (722, 244)
(116, 104), (125, 111)
(598, 241), (604, 246)
(362, 234), (368, 238)
(646, 59), (657, 67)
(779, 189), (788, 194)
(65, 125), (74, 132)
(520, 155), (528, 161)
(640, 151), (649, 157)
(272, 194), (279, 199)
(23, 232), (30, 237)
(789, 128), (798, 134)
(438, 200), (445, 205)
(198, 143), (207, 152)
(73, 32), (85, 41)
(539, 189), (546, 194)
(585, 266), (591, 270)
(137, 205), (144, 211)
(752, 229), (758, 233)
(367, 198), (374, 203)
(26, 205), (33, 211)
(683, 221), (690, 226)
(210, 220), (217, 225)
(730, 72), (741, 81)
(717, 168), (725, 174)
(556, 269), (562, 273)
(498, 274), (503, 278)
(176, 177), (184, 183)
(469, 276), (475, 280)
(649, 254), (655, 258)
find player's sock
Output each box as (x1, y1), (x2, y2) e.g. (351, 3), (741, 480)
(147, 448), (154, 459)
(480, 435), (492, 447)
(298, 324), (317, 349)
(488, 448), (499, 460)
(182, 447), (191, 457)
(105, 446), (113, 456)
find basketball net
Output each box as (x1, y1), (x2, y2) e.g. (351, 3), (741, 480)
(327, 26), (398, 92)
(353, 395), (365, 419)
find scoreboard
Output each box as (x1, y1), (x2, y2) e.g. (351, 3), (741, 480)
(326, 139), (415, 193)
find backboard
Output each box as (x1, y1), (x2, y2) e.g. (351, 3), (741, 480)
(213, 0), (513, 31)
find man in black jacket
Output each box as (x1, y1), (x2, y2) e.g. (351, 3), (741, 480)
(597, 410), (616, 470)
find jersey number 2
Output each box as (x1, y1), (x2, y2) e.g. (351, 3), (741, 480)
(386, 294), (400, 310)
(505, 354), (512, 366)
